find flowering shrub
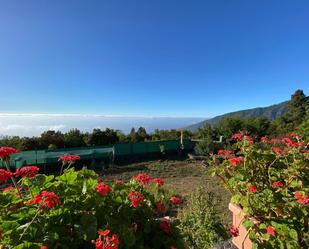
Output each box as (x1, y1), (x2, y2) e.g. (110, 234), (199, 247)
(210, 133), (309, 248)
(0, 148), (184, 249)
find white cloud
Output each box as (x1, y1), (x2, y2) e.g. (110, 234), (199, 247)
(0, 113), (204, 137)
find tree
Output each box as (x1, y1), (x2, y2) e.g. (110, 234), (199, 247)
(217, 117), (245, 140)
(297, 111), (309, 142)
(281, 90), (308, 131)
(21, 137), (41, 150)
(40, 131), (65, 149)
(136, 127), (149, 142)
(129, 128), (137, 143)
(195, 124), (217, 155)
(87, 128), (119, 146)
(64, 129), (86, 148)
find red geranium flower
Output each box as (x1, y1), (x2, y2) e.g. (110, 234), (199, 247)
(41, 246), (48, 249)
(29, 191), (61, 209)
(0, 169), (13, 183)
(294, 192), (303, 199)
(231, 133), (243, 140)
(271, 138), (282, 144)
(244, 135), (254, 144)
(272, 181), (284, 188)
(96, 182), (111, 197)
(160, 219), (171, 235)
(3, 186), (16, 192)
(228, 157), (244, 166)
(15, 166), (39, 178)
(248, 184), (257, 193)
(58, 154), (80, 163)
(153, 177), (164, 186)
(229, 226), (239, 237)
(272, 147), (288, 154)
(98, 229), (110, 236)
(217, 149), (232, 158)
(261, 136), (270, 144)
(115, 179), (123, 185)
(170, 196), (183, 205)
(298, 196), (309, 205)
(0, 146), (20, 160)
(266, 226), (275, 236)
(96, 229), (119, 249)
(134, 173), (151, 185)
(282, 137), (294, 146)
(128, 191), (144, 208)
(155, 202), (166, 214)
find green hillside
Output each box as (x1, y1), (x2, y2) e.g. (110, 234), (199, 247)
(186, 101), (289, 131)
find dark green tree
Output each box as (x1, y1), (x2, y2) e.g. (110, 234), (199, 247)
(40, 130), (65, 148)
(64, 129), (86, 148)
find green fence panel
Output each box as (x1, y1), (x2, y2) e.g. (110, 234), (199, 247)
(132, 142), (148, 154)
(114, 143), (131, 156)
(147, 142), (161, 153)
(7, 139), (192, 168)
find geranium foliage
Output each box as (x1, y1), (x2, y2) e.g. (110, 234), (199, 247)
(210, 133), (309, 248)
(0, 149), (184, 249)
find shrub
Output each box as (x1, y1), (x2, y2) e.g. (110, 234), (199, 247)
(178, 188), (228, 249)
(209, 133), (309, 248)
(0, 148), (184, 249)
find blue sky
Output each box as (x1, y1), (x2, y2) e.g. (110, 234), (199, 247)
(0, 0), (308, 118)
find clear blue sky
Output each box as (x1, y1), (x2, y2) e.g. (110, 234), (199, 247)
(0, 0), (308, 117)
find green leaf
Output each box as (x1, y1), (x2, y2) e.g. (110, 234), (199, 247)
(242, 220), (254, 229)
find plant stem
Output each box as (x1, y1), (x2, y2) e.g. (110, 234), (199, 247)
(19, 208), (41, 240)
(3, 161), (25, 201)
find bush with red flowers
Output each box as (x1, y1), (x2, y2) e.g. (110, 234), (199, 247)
(0, 150), (184, 249)
(209, 132), (309, 248)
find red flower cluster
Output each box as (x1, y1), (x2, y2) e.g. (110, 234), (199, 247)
(153, 177), (164, 186)
(128, 191), (144, 208)
(266, 226), (275, 236)
(115, 179), (123, 185)
(248, 184), (257, 193)
(155, 202), (166, 214)
(281, 137), (305, 147)
(160, 219), (171, 235)
(271, 138), (282, 143)
(41, 246), (48, 249)
(3, 186), (16, 192)
(134, 173), (151, 185)
(272, 147), (288, 155)
(169, 196), (182, 205)
(0, 169), (13, 183)
(228, 157), (244, 166)
(217, 149), (232, 158)
(272, 181), (284, 188)
(15, 166), (39, 178)
(96, 229), (119, 249)
(261, 136), (270, 144)
(244, 135), (254, 144)
(29, 191), (61, 209)
(58, 154), (80, 163)
(294, 192), (309, 205)
(231, 133), (243, 140)
(96, 182), (112, 197)
(0, 146), (20, 160)
(229, 225), (239, 237)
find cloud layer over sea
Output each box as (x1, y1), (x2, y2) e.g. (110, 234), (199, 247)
(0, 113), (205, 137)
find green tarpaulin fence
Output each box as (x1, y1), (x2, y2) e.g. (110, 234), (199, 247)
(8, 139), (193, 168)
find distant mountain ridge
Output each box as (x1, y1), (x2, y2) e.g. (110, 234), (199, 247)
(186, 101), (289, 131)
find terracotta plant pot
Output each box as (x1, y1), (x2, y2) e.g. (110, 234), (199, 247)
(229, 203), (253, 249)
